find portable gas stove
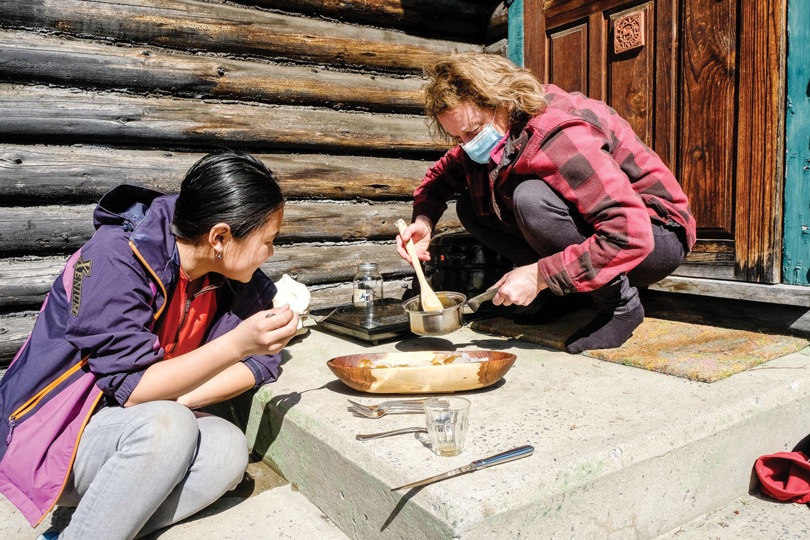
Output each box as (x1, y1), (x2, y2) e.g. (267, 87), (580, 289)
(309, 298), (410, 344)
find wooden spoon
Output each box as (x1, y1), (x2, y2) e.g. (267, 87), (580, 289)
(396, 219), (443, 311)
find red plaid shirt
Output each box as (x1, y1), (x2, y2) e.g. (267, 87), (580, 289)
(413, 84), (696, 295)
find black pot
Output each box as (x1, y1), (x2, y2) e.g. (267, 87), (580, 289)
(424, 228), (513, 299)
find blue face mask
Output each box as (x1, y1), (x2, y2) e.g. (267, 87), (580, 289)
(461, 111), (504, 164)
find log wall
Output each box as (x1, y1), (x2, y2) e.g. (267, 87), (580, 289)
(0, 0), (499, 361)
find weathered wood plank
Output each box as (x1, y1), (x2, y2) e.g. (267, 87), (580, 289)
(671, 264), (736, 280)
(0, 85), (446, 155)
(484, 38), (508, 58)
(0, 203), (460, 255)
(307, 279), (410, 310)
(733, 0), (786, 282)
(263, 244), (412, 284)
(0, 279), (414, 364)
(487, 2), (509, 42)
(231, 0), (485, 41)
(0, 313), (37, 365)
(641, 289), (810, 340)
(0, 257), (68, 309)
(0, 146), (431, 203)
(0, 30), (424, 114)
(0, 0), (479, 73)
(0, 245), (413, 309)
(649, 275), (810, 307)
(679, 0), (737, 238)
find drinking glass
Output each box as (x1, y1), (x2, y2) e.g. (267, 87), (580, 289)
(424, 397), (470, 456)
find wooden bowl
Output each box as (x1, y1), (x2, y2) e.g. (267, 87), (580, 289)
(326, 350), (517, 394)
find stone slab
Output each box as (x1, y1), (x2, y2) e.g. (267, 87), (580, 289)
(238, 322), (810, 540)
(656, 494), (810, 539)
(0, 479), (349, 540)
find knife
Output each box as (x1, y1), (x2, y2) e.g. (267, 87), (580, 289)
(391, 445), (534, 491)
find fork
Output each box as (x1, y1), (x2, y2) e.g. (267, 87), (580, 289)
(347, 398), (428, 413)
(348, 405), (426, 419)
(347, 399), (427, 418)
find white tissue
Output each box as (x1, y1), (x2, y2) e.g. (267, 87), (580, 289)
(272, 274), (311, 335)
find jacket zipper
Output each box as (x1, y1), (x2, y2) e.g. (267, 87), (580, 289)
(129, 240), (168, 322)
(6, 357), (89, 445)
(35, 390), (104, 527)
(167, 284), (219, 354)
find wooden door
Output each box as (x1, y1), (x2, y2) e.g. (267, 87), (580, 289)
(523, 0), (786, 283)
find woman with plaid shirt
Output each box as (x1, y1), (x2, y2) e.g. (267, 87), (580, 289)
(397, 53), (695, 353)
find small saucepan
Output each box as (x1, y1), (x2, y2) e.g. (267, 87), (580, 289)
(402, 288), (499, 336)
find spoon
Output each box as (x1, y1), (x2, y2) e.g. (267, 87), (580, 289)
(356, 427), (428, 441)
(396, 219), (443, 312)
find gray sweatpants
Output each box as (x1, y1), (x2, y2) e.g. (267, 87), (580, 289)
(55, 400), (249, 540)
(457, 180), (687, 311)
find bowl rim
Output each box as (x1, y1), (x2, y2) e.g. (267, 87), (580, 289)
(326, 350), (517, 370)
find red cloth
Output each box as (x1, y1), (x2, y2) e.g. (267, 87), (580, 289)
(755, 451), (810, 503)
(154, 269), (219, 360)
(413, 84), (696, 296)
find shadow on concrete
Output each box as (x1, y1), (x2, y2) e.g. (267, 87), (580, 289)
(250, 383), (330, 463)
(323, 375), (507, 398)
(792, 432), (810, 454)
(144, 496), (248, 539)
(380, 485), (426, 533)
(394, 334), (560, 354)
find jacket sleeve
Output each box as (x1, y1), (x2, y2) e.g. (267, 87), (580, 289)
(526, 121), (654, 295)
(204, 271), (281, 388)
(205, 312), (281, 388)
(412, 146), (469, 226)
(63, 239), (164, 406)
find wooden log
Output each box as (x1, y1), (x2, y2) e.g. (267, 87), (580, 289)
(487, 2), (508, 42)
(0, 85), (447, 155)
(0, 276), (412, 365)
(307, 279), (411, 310)
(0, 30), (424, 114)
(0, 146), (432, 204)
(0, 203), (460, 255)
(0, 0), (479, 74)
(485, 38), (508, 58)
(0, 278), (414, 364)
(0, 257), (67, 309)
(263, 244), (413, 284)
(0, 245), (414, 309)
(0, 313), (37, 365)
(230, 0), (485, 41)
(649, 275), (810, 308)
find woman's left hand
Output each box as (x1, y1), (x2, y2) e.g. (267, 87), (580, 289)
(491, 263), (548, 306)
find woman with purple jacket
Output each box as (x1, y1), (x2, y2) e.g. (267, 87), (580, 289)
(0, 150), (299, 539)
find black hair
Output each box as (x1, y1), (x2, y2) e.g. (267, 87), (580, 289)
(172, 149), (284, 242)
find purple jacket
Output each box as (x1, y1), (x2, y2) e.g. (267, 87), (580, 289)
(0, 185), (281, 526)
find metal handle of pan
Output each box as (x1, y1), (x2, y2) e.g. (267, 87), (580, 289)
(463, 288), (500, 314)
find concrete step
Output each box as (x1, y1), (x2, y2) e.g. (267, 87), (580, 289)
(229, 323), (810, 540)
(656, 494), (810, 539)
(0, 461), (350, 540)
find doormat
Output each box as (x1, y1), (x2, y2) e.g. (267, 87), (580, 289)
(471, 311), (809, 383)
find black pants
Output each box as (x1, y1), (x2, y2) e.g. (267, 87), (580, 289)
(456, 180), (687, 312)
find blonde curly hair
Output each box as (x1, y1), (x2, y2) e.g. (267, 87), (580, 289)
(423, 52), (547, 140)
